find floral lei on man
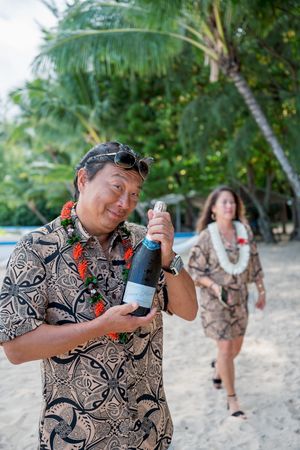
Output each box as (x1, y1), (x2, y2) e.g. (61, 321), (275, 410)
(61, 201), (133, 344)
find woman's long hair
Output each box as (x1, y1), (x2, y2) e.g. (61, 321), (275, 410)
(196, 186), (247, 232)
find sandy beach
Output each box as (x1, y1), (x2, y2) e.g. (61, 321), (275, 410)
(0, 240), (299, 449)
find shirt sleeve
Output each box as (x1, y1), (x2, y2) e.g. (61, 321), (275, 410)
(0, 237), (48, 343)
(187, 230), (210, 285)
(246, 225), (264, 283)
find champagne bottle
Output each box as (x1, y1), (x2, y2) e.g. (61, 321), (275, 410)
(122, 201), (167, 316)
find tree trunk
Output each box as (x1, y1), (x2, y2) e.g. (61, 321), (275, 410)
(263, 171), (274, 212)
(226, 66), (300, 239)
(27, 201), (49, 225)
(183, 195), (195, 230)
(134, 203), (147, 225)
(257, 213), (275, 243)
(290, 197), (300, 240)
(238, 183), (275, 243)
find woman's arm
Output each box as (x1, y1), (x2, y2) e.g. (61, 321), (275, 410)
(255, 278), (266, 309)
(192, 274), (221, 297)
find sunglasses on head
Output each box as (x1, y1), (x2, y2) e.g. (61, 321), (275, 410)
(87, 150), (153, 180)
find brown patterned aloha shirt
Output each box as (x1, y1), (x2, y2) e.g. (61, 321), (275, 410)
(188, 224), (263, 340)
(0, 210), (173, 450)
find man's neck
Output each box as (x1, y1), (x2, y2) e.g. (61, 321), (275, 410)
(76, 204), (111, 244)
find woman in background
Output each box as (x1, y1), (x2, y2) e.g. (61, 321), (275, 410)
(188, 186), (266, 418)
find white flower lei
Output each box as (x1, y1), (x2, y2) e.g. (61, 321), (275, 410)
(208, 221), (250, 275)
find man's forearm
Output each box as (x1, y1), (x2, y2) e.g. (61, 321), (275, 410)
(165, 269), (198, 320)
(2, 302), (157, 365)
(2, 320), (101, 365)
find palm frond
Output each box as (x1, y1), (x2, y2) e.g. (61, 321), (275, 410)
(35, 0), (217, 77)
(179, 84), (240, 160)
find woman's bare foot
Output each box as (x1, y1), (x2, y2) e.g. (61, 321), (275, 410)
(227, 394), (247, 419)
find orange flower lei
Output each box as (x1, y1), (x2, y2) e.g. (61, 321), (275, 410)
(60, 201), (133, 344)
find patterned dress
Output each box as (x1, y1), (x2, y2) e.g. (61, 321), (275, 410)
(188, 223), (263, 340)
(0, 211), (173, 450)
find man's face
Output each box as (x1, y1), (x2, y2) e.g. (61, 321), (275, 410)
(76, 162), (143, 236)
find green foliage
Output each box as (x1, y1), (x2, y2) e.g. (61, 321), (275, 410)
(0, 201), (60, 226)
(0, 203), (11, 225)
(1, 0), (300, 231)
(36, 0), (184, 77)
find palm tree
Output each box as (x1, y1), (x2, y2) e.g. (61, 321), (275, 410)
(36, 0), (300, 238)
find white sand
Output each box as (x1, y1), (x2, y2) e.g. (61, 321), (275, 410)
(0, 241), (300, 449)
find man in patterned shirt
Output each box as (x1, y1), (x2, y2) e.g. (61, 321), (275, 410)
(0, 141), (197, 449)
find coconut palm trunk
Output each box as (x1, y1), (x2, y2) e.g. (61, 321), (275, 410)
(37, 0), (300, 238)
(226, 66), (300, 239)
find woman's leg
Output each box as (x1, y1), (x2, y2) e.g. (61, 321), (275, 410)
(232, 335), (244, 359)
(216, 339), (235, 396)
(215, 336), (243, 377)
(216, 338), (246, 418)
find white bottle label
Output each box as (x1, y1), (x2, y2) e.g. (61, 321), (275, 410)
(123, 281), (156, 308)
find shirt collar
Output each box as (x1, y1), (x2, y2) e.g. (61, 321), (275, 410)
(71, 205), (91, 244)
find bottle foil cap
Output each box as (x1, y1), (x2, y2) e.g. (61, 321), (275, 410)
(153, 201), (167, 212)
